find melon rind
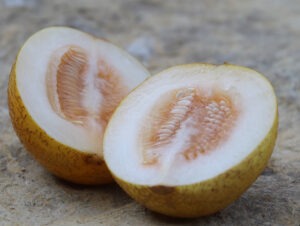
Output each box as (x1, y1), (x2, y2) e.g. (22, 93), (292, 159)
(7, 27), (150, 185)
(113, 115), (277, 217)
(104, 63), (278, 217)
(8, 63), (113, 184)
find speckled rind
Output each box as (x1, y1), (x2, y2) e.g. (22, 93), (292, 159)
(115, 115), (277, 217)
(109, 64), (278, 217)
(8, 63), (113, 185)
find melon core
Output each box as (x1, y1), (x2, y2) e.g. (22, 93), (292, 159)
(142, 87), (238, 165)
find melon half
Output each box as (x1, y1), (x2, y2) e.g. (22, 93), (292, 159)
(104, 64), (278, 217)
(7, 27), (150, 184)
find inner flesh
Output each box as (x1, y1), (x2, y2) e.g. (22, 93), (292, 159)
(46, 45), (128, 144)
(142, 88), (238, 165)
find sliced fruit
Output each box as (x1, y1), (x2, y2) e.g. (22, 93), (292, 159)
(7, 27), (150, 185)
(104, 63), (278, 217)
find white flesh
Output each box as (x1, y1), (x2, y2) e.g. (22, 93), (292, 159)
(16, 27), (150, 155)
(104, 64), (277, 186)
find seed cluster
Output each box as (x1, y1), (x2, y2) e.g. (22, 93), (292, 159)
(183, 97), (235, 160)
(143, 88), (195, 164)
(55, 47), (88, 124)
(47, 46), (127, 128)
(155, 88), (195, 147)
(143, 89), (237, 164)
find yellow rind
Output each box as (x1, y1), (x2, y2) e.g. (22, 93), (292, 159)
(114, 114), (277, 217)
(8, 63), (113, 185)
(107, 63), (278, 217)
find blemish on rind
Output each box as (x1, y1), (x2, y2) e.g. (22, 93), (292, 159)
(150, 185), (175, 195)
(84, 154), (104, 165)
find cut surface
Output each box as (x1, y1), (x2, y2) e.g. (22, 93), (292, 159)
(16, 27), (150, 156)
(104, 64), (277, 186)
(142, 88), (238, 165)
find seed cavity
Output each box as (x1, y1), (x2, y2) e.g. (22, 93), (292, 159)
(155, 88), (195, 147)
(55, 47), (88, 124)
(182, 96), (236, 161)
(143, 88), (195, 164)
(47, 45), (128, 129)
(142, 88), (238, 165)
(96, 60), (127, 124)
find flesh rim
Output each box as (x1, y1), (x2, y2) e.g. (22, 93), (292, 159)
(15, 26), (150, 156)
(103, 63), (277, 186)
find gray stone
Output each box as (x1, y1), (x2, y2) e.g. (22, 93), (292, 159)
(2, 0), (37, 8)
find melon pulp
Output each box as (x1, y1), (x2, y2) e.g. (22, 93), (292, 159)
(103, 63), (278, 217)
(7, 27), (150, 185)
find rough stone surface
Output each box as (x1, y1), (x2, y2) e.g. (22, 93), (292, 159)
(0, 0), (299, 225)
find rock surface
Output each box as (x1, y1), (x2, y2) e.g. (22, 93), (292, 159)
(0, 0), (299, 225)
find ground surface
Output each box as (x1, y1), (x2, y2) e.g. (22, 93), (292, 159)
(0, 0), (299, 225)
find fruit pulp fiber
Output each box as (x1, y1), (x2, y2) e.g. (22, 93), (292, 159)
(46, 46), (127, 129)
(143, 87), (238, 165)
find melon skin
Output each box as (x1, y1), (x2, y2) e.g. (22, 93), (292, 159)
(104, 63), (278, 217)
(8, 63), (113, 185)
(8, 27), (151, 185)
(113, 116), (277, 217)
